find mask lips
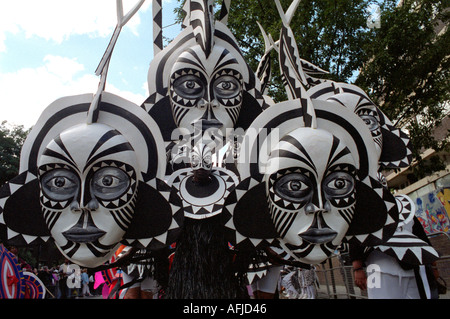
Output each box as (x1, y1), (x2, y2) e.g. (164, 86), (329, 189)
(62, 209), (106, 243)
(298, 227), (337, 244)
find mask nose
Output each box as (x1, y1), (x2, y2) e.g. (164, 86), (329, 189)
(192, 99), (223, 132)
(198, 98), (219, 110)
(70, 199), (99, 212)
(70, 186), (99, 212)
(305, 203), (322, 215)
(306, 186), (332, 215)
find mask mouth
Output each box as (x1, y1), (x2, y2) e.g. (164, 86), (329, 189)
(192, 119), (223, 131)
(62, 209), (106, 243)
(298, 227), (337, 244)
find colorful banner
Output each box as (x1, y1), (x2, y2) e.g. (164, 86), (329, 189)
(415, 188), (450, 234)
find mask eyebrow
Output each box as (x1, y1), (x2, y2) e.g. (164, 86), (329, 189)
(213, 48), (238, 71)
(84, 142), (134, 173)
(177, 48), (207, 72)
(86, 129), (122, 160)
(275, 134), (317, 174)
(41, 135), (77, 170)
(83, 129), (133, 172)
(325, 135), (351, 171)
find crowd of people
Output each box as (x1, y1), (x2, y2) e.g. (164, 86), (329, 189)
(5, 242), (443, 299)
(30, 262), (99, 299)
(34, 264), (100, 298)
(50, 259), (96, 299)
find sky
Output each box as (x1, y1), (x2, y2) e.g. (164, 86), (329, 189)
(0, 0), (183, 129)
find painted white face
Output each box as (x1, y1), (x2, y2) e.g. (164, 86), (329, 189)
(37, 123), (139, 267)
(265, 128), (357, 264)
(169, 44), (244, 137)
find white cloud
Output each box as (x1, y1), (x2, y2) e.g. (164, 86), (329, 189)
(0, 1), (157, 128)
(0, 0), (150, 52)
(107, 84), (147, 107)
(0, 55), (145, 128)
(43, 55), (86, 83)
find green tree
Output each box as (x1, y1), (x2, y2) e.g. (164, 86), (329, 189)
(0, 121), (30, 186)
(355, 0), (450, 179)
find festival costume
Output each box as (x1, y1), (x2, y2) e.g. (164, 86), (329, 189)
(0, 0), (440, 299)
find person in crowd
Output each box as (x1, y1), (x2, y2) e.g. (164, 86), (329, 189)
(80, 268), (93, 297)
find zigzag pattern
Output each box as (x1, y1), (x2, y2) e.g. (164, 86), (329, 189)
(90, 160), (138, 209)
(223, 176), (277, 250)
(121, 178), (183, 249)
(279, 25), (315, 127)
(190, 0), (215, 57)
(380, 122), (413, 168)
(170, 168), (237, 219)
(375, 232), (440, 265)
(279, 26), (307, 98)
(256, 50), (272, 94)
(345, 176), (399, 246)
(152, 0), (163, 55)
(0, 171), (50, 245)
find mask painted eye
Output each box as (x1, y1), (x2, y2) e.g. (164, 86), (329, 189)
(191, 155), (201, 168)
(41, 169), (79, 201)
(359, 114), (379, 132)
(274, 173), (313, 203)
(91, 167), (130, 201)
(323, 172), (354, 198)
(173, 75), (204, 100)
(203, 155), (212, 169)
(213, 76), (241, 99)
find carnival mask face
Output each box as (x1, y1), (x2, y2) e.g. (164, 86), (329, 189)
(169, 44), (244, 137)
(265, 128), (357, 264)
(37, 123), (139, 267)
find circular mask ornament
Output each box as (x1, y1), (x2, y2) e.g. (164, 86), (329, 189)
(167, 166), (238, 220)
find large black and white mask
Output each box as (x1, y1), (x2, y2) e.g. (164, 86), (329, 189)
(169, 44), (244, 137)
(37, 123), (139, 267)
(265, 127), (357, 264)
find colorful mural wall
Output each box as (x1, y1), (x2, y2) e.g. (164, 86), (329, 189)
(415, 188), (450, 234)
